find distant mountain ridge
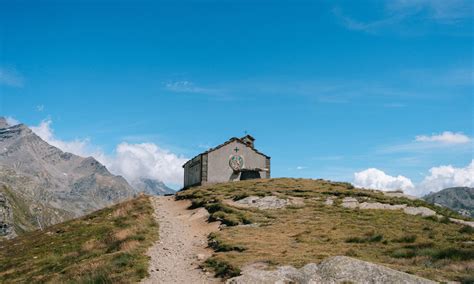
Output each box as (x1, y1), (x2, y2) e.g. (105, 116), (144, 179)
(0, 117), (137, 238)
(131, 177), (175, 196)
(423, 187), (473, 217)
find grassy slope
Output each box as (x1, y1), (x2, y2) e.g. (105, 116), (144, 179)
(1, 185), (37, 234)
(0, 185), (76, 235)
(177, 178), (474, 283)
(0, 195), (158, 283)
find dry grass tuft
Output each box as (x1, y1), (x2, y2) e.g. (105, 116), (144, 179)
(114, 228), (132, 241)
(121, 240), (141, 251)
(82, 239), (105, 252)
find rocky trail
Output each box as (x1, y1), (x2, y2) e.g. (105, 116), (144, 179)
(141, 196), (222, 284)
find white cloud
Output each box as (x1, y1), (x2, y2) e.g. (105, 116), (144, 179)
(415, 131), (471, 144)
(296, 166), (307, 170)
(353, 160), (474, 197)
(31, 119), (92, 157)
(30, 119), (187, 186)
(36, 105), (45, 112)
(416, 160), (474, 196)
(165, 80), (219, 94)
(0, 67), (24, 87)
(379, 131), (472, 154)
(5, 116), (20, 126)
(105, 143), (187, 185)
(353, 168), (415, 192)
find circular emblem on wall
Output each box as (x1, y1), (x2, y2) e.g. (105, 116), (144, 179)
(229, 155), (244, 172)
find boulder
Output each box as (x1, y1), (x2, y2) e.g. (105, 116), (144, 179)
(341, 197), (359, 209)
(227, 256), (436, 284)
(449, 218), (474, 228)
(228, 195), (303, 210)
(324, 196), (335, 206)
(403, 206), (437, 217)
(383, 191), (419, 200)
(359, 202), (406, 210)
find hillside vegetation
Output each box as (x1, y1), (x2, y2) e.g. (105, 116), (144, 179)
(177, 178), (474, 283)
(0, 195), (158, 283)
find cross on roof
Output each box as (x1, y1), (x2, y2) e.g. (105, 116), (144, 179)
(234, 147), (239, 153)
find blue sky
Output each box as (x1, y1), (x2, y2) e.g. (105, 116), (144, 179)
(1, 0), (473, 194)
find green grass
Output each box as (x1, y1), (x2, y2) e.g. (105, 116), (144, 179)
(0, 195), (158, 283)
(177, 178), (474, 282)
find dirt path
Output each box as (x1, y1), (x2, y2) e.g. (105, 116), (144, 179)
(141, 196), (222, 284)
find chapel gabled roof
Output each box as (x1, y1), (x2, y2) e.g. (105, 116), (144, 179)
(182, 136), (270, 167)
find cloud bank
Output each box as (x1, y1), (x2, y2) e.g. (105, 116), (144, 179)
(25, 118), (474, 194)
(353, 168), (415, 192)
(30, 119), (187, 186)
(415, 131), (471, 144)
(353, 160), (474, 196)
(418, 160), (474, 195)
(104, 143), (187, 185)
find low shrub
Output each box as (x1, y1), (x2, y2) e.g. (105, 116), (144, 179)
(392, 235), (417, 243)
(208, 233), (246, 252)
(459, 225), (474, 234)
(389, 242), (473, 262)
(431, 248), (474, 261)
(390, 248), (416, 258)
(346, 232), (383, 243)
(204, 258), (241, 278)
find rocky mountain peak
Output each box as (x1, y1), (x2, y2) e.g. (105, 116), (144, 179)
(0, 119), (137, 238)
(0, 123), (31, 138)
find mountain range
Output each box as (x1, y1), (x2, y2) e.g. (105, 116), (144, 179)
(0, 117), (173, 239)
(423, 187), (473, 217)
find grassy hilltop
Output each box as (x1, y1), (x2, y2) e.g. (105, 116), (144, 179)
(177, 178), (474, 283)
(0, 178), (472, 283)
(0, 196), (158, 283)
